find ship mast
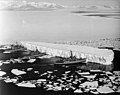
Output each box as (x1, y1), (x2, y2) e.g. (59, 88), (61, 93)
(70, 50), (73, 59)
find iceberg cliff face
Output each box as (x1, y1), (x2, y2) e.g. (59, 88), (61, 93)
(20, 41), (114, 65)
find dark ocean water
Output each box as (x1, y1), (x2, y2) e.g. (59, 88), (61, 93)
(0, 50), (120, 95)
(0, 51), (29, 60)
(0, 80), (120, 95)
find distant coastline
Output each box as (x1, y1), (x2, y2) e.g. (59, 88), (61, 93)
(53, 37), (120, 49)
(1, 37), (120, 49)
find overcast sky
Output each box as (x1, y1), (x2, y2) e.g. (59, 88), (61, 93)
(0, 0), (120, 6)
(0, 0), (120, 43)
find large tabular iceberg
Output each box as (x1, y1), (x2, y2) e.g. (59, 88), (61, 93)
(20, 41), (114, 65)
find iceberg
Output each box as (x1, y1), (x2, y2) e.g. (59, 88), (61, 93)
(20, 41), (114, 65)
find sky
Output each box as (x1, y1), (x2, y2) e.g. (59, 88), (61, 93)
(0, 0), (120, 43)
(0, 0), (120, 6)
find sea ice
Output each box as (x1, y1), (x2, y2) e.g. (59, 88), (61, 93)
(81, 81), (98, 88)
(27, 59), (36, 63)
(16, 82), (36, 88)
(4, 78), (13, 83)
(0, 71), (6, 76)
(0, 62), (3, 66)
(11, 69), (26, 75)
(74, 89), (83, 93)
(97, 86), (114, 94)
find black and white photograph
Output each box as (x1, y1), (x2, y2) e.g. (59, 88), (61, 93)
(0, 0), (120, 95)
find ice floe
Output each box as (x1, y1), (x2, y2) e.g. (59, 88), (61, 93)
(38, 55), (53, 59)
(36, 79), (46, 82)
(11, 69), (26, 75)
(27, 59), (36, 63)
(3, 51), (12, 54)
(53, 86), (62, 91)
(106, 71), (113, 76)
(3, 61), (10, 64)
(0, 71), (6, 76)
(116, 86), (120, 92)
(74, 89), (83, 93)
(11, 78), (18, 83)
(47, 71), (53, 74)
(4, 78), (13, 83)
(77, 72), (90, 75)
(0, 61), (3, 66)
(81, 81), (98, 88)
(97, 86), (114, 94)
(16, 81), (36, 88)
(27, 68), (33, 71)
(83, 75), (96, 79)
(113, 71), (120, 76)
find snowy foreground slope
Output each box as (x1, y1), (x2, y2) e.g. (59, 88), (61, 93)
(20, 41), (114, 65)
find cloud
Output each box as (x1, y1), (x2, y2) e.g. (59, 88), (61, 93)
(0, 0), (65, 11)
